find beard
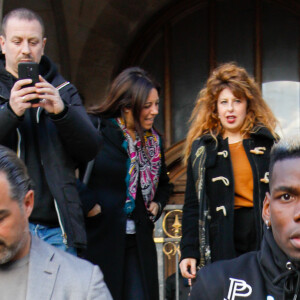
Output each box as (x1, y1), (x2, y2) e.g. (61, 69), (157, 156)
(0, 230), (29, 265)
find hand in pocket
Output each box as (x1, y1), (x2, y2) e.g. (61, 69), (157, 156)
(87, 204), (101, 217)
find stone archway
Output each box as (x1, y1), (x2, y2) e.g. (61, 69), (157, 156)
(73, 0), (174, 106)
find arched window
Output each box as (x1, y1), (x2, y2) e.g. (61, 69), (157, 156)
(120, 0), (300, 205)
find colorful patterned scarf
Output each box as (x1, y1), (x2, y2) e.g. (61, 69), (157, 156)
(116, 118), (161, 216)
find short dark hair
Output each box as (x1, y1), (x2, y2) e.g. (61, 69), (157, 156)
(269, 137), (300, 185)
(0, 145), (32, 207)
(1, 8), (45, 37)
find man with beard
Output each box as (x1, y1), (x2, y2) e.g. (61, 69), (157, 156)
(189, 137), (300, 300)
(0, 145), (112, 300)
(0, 8), (101, 254)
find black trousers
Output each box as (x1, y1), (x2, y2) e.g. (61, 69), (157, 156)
(234, 207), (257, 257)
(123, 234), (146, 300)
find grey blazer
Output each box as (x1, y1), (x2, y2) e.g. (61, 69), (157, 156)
(26, 236), (112, 300)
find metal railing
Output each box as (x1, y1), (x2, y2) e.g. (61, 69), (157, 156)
(154, 204), (183, 300)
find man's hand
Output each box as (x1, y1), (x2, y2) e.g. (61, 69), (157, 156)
(9, 79), (38, 116)
(147, 202), (159, 216)
(179, 258), (197, 279)
(35, 75), (65, 114)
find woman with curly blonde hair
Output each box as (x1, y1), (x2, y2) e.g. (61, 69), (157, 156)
(179, 62), (278, 280)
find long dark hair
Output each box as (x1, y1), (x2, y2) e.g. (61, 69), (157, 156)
(88, 67), (160, 140)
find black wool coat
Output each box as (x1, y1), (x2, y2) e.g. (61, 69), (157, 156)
(80, 117), (171, 300)
(181, 128), (276, 265)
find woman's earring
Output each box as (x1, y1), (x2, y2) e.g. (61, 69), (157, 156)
(265, 220), (270, 229)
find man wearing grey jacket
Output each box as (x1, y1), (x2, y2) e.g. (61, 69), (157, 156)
(0, 145), (112, 300)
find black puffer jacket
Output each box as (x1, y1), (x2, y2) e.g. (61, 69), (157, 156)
(190, 228), (300, 300)
(0, 53), (101, 248)
(181, 128), (276, 265)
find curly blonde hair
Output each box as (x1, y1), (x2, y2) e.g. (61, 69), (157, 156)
(183, 62), (278, 164)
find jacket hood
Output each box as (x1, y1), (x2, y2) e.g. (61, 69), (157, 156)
(259, 228), (300, 299)
(38, 55), (58, 82)
(200, 126), (277, 144)
(249, 126), (278, 141)
(0, 52), (58, 101)
(0, 53), (16, 99)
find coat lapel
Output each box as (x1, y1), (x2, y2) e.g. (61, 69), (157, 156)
(26, 236), (59, 300)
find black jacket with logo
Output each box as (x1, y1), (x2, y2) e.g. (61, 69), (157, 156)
(0, 53), (101, 248)
(190, 228), (300, 300)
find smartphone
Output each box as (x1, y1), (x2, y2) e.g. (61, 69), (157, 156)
(18, 62), (40, 104)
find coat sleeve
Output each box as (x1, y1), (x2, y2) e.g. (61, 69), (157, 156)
(87, 266), (113, 300)
(76, 179), (97, 216)
(0, 102), (22, 146)
(77, 115), (101, 215)
(180, 154), (201, 262)
(49, 85), (102, 163)
(153, 144), (171, 221)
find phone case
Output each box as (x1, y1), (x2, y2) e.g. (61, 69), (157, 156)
(18, 62), (40, 103)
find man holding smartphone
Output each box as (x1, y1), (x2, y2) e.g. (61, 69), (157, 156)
(0, 8), (101, 254)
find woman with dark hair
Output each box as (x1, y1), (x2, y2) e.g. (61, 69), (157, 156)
(80, 67), (170, 300)
(179, 62), (278, 280)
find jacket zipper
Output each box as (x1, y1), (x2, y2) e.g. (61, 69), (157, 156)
(36, 108), (68, 246)
(54, 199), (67, 245)
(16, 128), (22, 158)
